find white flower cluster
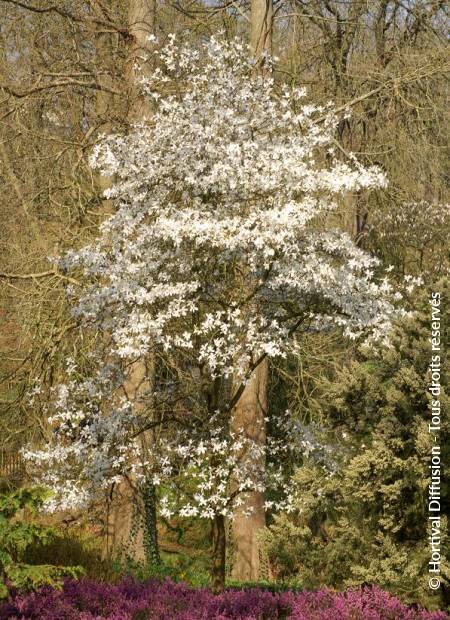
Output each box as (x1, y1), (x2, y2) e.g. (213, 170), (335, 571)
(28, 36), (399, 516)
(23, 363), (140, 512)
(62, 35), (394, 379)
(24, 375), (305, 516)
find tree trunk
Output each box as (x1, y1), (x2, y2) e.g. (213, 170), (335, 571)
(125, 1), (159, 567)
(231, 358), (268, 581)
(250, 0), (273, 60)
(127, 0), (156, 122)
(142, 476), (160, 566)
(104, 0), (158, 565)
(106, 357), (159, 564)
(211, 514), (226, 593)
(230, 0), (273, 583)
(105, 480), (146, 563)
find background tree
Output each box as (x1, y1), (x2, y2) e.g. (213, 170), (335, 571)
(229, 0), (273, 584)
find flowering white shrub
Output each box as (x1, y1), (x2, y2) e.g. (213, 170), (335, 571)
(26, 35), (398, 516)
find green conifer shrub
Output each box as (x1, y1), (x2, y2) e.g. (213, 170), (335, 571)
(263, 280), (449, 609)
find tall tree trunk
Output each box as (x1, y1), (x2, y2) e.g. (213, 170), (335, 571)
(104, 0), (158, 566)
(142, 474), (160, 566)
(127, 0), (156, 122)
(211, 514), (226, 593)
(231, 358), (268, 581)
(250, 0), (273, 60)
(230, 0), (273, 583)
(106, 358), (160, 566)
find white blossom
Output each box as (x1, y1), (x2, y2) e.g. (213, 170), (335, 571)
(26, 36), (400, 520)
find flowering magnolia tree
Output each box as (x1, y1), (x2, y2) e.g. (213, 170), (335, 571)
(26, 35), (399, 588)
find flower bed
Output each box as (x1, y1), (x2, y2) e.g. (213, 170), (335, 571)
(0, 579), (447, 620)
